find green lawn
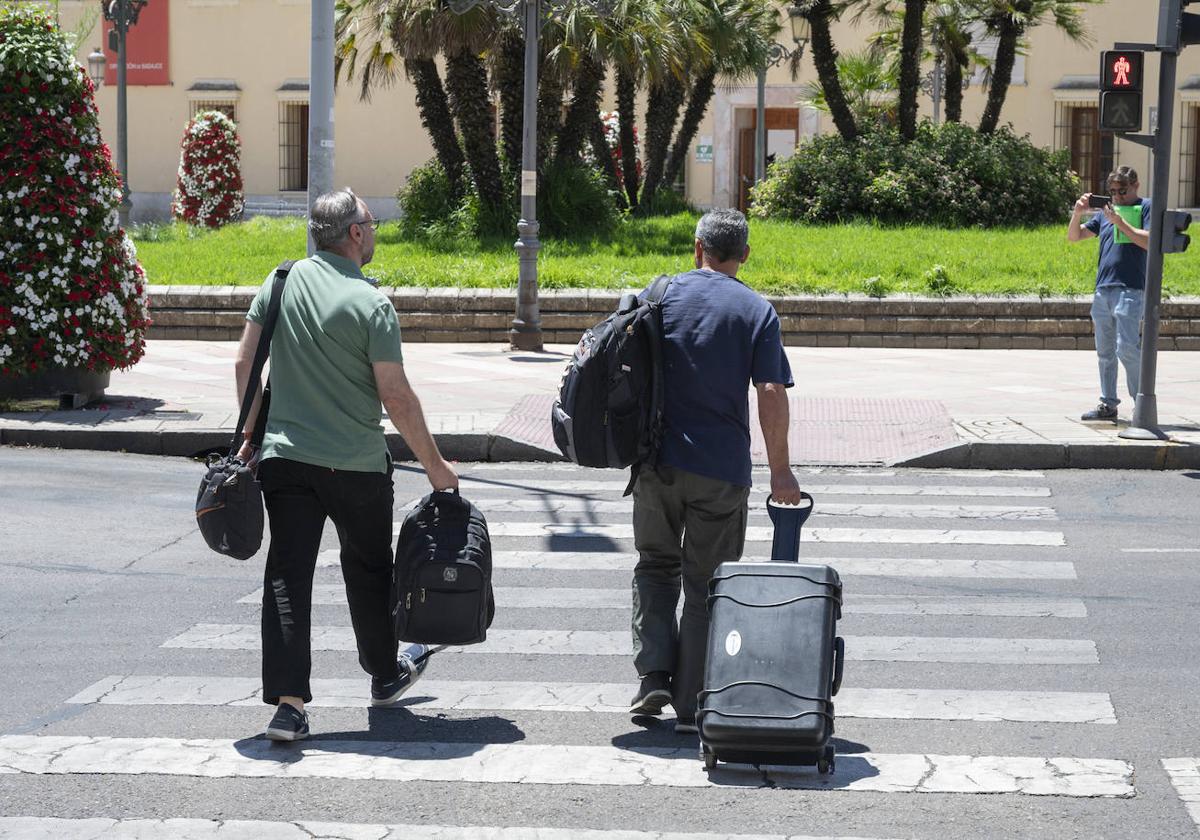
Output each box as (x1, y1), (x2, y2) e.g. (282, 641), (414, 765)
(129, 214), (1200, 297)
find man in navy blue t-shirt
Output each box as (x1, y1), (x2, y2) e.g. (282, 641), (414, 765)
(1067, 165), (1150, 421)
(627, 209), (800, 734)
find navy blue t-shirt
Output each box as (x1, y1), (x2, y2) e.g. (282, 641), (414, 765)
(650, 269), (793, 487)
(1084, 198), (1150, 290)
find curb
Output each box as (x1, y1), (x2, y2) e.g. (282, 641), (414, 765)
(4, 427), (1197, 469)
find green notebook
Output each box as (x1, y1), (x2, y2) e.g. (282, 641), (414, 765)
(1113, 203), (1142, 244)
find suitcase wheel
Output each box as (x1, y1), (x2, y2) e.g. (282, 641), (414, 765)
(817, 745), (836, 775)
(701, 744), (717, 771)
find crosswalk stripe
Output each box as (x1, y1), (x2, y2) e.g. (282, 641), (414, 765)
(161, 624), (1099, 664)
(67, 676), (1117, 724)
(476, 523), (1066, 546)
(0, 736), (1132, 796)
(449, 482), (1052, 498)
(414, 499), (1059, 521)
(317, 551), (1077, 578)
(460, 465), (1046, 479)
(0, 817), (906, 840)
(1162, 758), (1200, 830)
(239, 585), (1086, 618)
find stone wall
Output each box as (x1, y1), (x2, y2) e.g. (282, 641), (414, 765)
(146, 286), (1200, 350)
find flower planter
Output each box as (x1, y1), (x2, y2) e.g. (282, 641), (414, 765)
(0, 367), (110, 409)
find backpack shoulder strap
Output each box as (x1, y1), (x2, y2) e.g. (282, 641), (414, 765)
(644, 273), (673, 305)
(231, 260), (294, 455)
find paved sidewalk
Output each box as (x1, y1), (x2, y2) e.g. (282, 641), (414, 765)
(2, 341), (1199, 468)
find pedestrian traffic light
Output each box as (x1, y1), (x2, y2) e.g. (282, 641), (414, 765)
(1099, 50), (1144, 133)
(1162, 209), (1192, 253)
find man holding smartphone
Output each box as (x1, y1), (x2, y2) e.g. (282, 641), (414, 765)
(1066, 166), (1150, 421)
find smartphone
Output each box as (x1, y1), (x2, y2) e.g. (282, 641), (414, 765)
(1088, 194), (1112, 209)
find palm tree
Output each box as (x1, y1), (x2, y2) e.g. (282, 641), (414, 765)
(802, 48), (898, 126)
(925, 1), (977, 122)
(796, 0), (859, 141)
(895, 0), (926, 140)
(977, 0), (1096, 133)
(491, 27), (526, 185)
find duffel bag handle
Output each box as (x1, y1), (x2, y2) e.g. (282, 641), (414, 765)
(766, 492), (814, 562)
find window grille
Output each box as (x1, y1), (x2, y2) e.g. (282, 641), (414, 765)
(1054, 102), (1114, 194)
(278, 102), (309, 192)
(191, 100), (236, 123)
(1180, 105), (1199, 206)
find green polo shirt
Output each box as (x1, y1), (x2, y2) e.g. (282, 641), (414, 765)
(246, 251), (403, 473)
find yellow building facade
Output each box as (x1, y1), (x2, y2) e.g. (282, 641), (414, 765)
(55, 0), (1197, 221)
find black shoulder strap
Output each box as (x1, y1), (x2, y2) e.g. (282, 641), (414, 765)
(645, 273), (673, 305)
(230, 260), (294, 455)
(623, 275), (674, 497)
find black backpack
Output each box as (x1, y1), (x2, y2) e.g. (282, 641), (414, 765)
(392, 490), (495, 646)
(551, 275), (672, 475)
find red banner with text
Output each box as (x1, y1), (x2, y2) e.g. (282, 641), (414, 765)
(102, 1), (170, 86)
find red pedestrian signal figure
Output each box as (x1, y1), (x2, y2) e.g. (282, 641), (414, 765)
(1113, 55), (1132, 87)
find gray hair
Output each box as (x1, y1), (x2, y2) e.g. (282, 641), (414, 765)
(695, 208), (749, 263)
(309, 188), (362, 250)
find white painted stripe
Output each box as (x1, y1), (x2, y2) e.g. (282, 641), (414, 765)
(161, 624), (1098, 663)
(1120, 548), (1200, 553)
(461, 465), (1044, 479)
(322, 551), (1078, 579)
(241, 585), (1086, 617)
(433, 499), (1059, 521)
(68, 676), (1117, 724)
(478, 523), (1066, 547)
(1162, 758), (1200, 830)
(452, 481), (1051, 498)
(0, 817), (902, 840)
(0, 736), (1132, 797)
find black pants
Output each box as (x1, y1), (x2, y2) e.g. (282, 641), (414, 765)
(258, 456), (400, 705)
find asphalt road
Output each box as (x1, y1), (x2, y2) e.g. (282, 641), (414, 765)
(1, 447), (1198, 839)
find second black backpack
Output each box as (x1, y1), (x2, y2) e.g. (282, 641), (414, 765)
(392, 490), (494, 646)
(551, 275), (672, 470)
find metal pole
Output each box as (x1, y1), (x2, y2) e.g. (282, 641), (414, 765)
(755, 66), (767, 184)
(307, 0), (336, 256)
(511, 0), (543, 351)
(1122, 28), (1177, 439)
(115, 0), (131, 228)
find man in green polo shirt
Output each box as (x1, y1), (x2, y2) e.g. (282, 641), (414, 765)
(235, 188), (458, 741)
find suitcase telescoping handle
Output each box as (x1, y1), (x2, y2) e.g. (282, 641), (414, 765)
(766, 492), (815, 562)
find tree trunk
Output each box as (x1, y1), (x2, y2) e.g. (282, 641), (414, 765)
(616, 66), (640, 210)
(978, 14), (1021, 134)
(445, 50), (504, 211)
(537, 71), (565, 167)
(897, 0), (926, 141)
(556, 56), (606, 166)
(590, 112), (626, 209)
(663, 69), (716, 189)
(495, 30), (525, 186)
(406, 58), (466, 198)
(639, 75), (686, 213)
(944, 48), (967, 123)
(806, 1), (858, 141)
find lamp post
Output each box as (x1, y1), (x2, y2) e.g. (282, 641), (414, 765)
(95, 0), (149, 229)
(919, 53), (969, 125)
(755, 5), (811, 186)
(447, 0), (610, 352)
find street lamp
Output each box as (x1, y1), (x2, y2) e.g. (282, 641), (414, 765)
(755, 4), (811, 185)
(447, 0), (611, 352)
(97, 0), (149, 229)
(86, 47), (105, 88)
(919, 53), (970, 124)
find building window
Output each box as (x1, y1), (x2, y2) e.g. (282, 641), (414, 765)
(1054, 102), (1115, 194)
(1180, 104), (1200, 206)
(191, 100), (237, 123)
(278, 101), (309, 192)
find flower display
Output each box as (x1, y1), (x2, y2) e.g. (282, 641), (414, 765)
(599, 110), (641, 181)
(172, 110), (244, 228)
(0, 5), (150, 378)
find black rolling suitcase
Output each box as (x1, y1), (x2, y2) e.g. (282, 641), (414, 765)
(697, 492), (845, 773)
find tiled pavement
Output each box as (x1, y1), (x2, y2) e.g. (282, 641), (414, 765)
(1, 341), (1199, 467)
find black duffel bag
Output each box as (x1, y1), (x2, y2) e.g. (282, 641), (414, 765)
(194, 261), (292, 560)
(393, 490), (495, 646)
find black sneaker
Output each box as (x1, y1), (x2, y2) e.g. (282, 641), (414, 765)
(629, 672), (672, 716)
(371, 645), (430, 707)
(264, 702), (309, 742)
(674, 715), (698, 735)
(1081, 403), (1118, 421)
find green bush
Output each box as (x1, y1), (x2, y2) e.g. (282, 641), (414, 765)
(923, 264), (959, 297)
(750, 121), (1080, 228)
(396, 158), (620, 241)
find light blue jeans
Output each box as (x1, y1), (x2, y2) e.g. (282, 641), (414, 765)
(1090, 285), (1144, 407)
